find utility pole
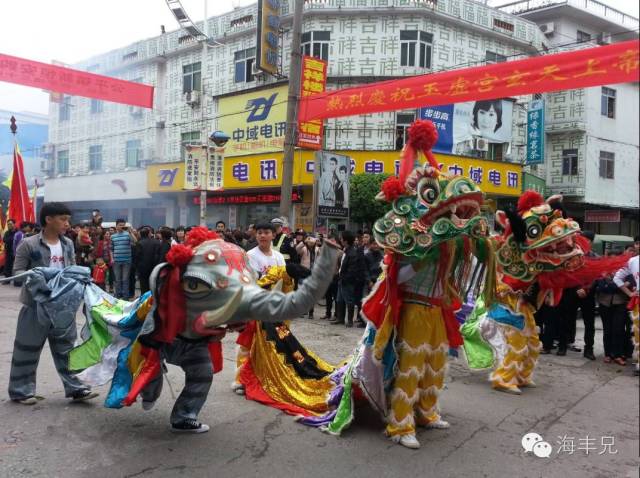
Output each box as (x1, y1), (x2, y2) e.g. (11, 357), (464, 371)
(199, 0), (209, 226)
(279, 0), (304, 221)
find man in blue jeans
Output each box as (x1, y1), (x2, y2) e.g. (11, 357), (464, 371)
(110, 219), (134, 299)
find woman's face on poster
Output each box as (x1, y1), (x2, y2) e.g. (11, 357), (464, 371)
(476, 105), (498, 135)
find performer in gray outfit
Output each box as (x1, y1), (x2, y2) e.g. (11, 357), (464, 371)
(7, 202), (98, 405)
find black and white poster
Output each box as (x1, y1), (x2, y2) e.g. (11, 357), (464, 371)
(316, 151), (350, 218)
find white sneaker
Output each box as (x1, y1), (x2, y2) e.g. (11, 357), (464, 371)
(391, 434), (421, 449)
(231, 382), (245, 395)
(142, 400), (156, 411)
(424, 419), (450, 429)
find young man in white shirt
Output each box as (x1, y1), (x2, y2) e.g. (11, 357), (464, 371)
(233, 223), (286, 395)
(247, 222), (286, 277)
(8, 202), (99, 405)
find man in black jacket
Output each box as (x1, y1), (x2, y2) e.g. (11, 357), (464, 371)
(330, 230), (366, 327)
(271, 217), (298, 264)
(134, 227), (160, 294)
(2, 219), (16, 281)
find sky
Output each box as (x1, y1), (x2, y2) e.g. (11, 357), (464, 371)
(0, 0), (254, 115)
(0, 0), (638, 116)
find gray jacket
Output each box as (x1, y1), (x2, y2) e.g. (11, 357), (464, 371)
(13, 233), (76, 306)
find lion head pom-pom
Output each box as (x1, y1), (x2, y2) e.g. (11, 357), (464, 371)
(407, 119), (439, 152)
(381, 176), (407, 202)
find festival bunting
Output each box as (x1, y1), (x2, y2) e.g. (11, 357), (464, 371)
(298, 40), (639, 122)
(0, 53), (154, 108)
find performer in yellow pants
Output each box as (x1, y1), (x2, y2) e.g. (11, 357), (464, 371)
(488, 301), (541, 394)
(387, 303), (450, 444)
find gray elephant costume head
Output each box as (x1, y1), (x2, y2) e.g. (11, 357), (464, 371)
(148, 227), (339, 341)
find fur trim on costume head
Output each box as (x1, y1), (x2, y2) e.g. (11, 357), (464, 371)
(517, 190), (545, 215)
(184, 226), (220, 248)
(504, 207), (527, 243)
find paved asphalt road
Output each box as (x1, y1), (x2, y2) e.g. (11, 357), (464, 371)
(0, 284), (637, 478)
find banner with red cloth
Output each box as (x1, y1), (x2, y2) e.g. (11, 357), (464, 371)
(8, 143), (34, 226)
(0, 53), (154, 108)
(298, 40), (639, 122)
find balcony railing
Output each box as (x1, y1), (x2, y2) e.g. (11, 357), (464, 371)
(496, 0), (639, 30)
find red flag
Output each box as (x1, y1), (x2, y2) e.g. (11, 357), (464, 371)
(8, 143), (34, 226)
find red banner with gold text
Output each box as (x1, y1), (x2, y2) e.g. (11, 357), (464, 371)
(298, 40), (639, 122)
(0, 53), (154, 108)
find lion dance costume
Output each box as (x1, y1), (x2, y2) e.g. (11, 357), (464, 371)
(461, 192), (630, 394)
(290, 120), (496, 449)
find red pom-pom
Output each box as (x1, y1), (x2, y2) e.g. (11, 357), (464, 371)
(407, 120), (438, 153)
(184, 226), (220, 248)
(381, 176), (406, 201)
(166, 244), (194, 267)
(517, 190), (545, 215)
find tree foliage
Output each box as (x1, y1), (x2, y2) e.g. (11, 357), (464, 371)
(349, 173), (391, 227)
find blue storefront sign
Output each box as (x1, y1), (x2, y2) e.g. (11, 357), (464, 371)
(526, 99), (545, 165)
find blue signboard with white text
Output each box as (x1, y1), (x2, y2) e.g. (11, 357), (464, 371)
(526, 99), (545, 165)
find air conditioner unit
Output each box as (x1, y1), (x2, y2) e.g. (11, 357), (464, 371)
(474, 137), (489, 152)
(129, 106), (143, 117)
(184, 90), (201, 106)
(597, 32), (612, 45)
(539, 22), (555, 35)
(251, 63), (266, 79)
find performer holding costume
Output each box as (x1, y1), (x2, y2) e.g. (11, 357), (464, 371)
(68, 226), (340, 433)
(461, 192), (631, 394)
(232, 222), (336, 415)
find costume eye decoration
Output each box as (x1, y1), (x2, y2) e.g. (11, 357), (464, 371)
(419, 178), (440, 204)
(526, 223), (541, 239)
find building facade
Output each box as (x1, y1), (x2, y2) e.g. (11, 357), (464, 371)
(500, 0), (639, 236)
(45, 0), (547, 228)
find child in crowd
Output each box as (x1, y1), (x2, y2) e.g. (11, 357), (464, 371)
(92, 257), (109, 291)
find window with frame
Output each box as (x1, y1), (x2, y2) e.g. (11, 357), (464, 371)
(488, 143), (504, 161)
(182, 62), (201, 93)
(301, 31), (330, 62)
(577, 30), (591, 42)
(561, 149), (578, 176)
(485, 50), (507, 64)
(601, 87), (616, 118)
(57, 150), (69, 174)
(89, 145), (102, 171)
(396, 113), (416, 150)
(400, 31), (433, 68)
(90, 99), (103, 114)
(599, 151), (615, 179)
(59, 96), (70, 121)
(181, 131), (201, 161)
(234, 48), (256, 83)
(125, 140), (142, 168)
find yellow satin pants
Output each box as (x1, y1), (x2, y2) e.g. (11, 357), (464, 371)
(386, 303), (449, 437)
(490, 310), (540, 391)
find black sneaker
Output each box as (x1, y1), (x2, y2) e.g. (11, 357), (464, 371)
(583, 349), (596, 360)
(556, 348), (567, 356)
(540, 349), (552, 355)
(71, 390), (99, 402)
(170, 419), (210, 434)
